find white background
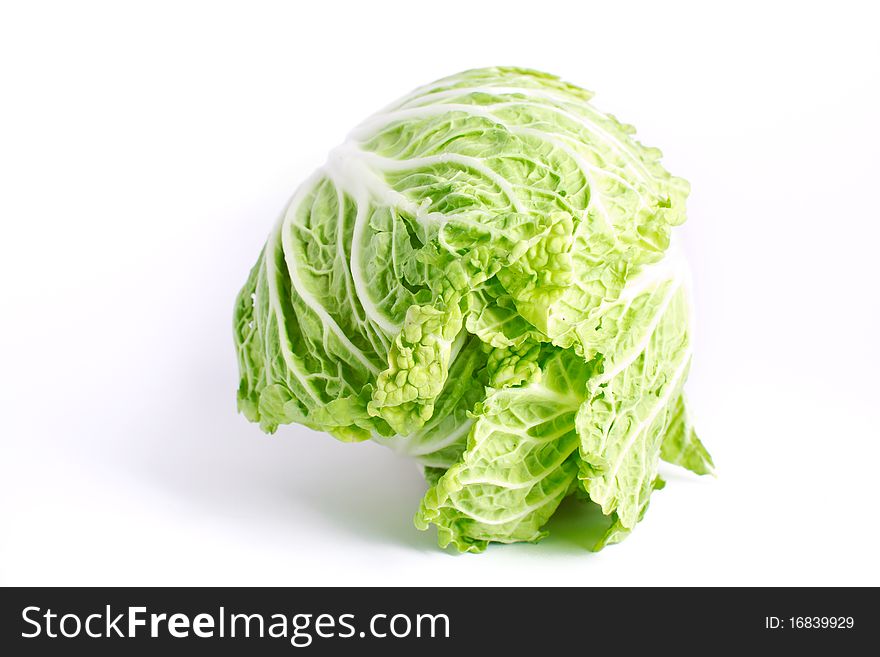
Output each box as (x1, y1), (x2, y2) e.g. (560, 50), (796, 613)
(2, 0), (878, 586)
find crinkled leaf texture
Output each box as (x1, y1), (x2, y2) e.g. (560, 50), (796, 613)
(233, 66), (712, 552)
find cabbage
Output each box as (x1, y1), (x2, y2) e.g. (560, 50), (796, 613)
(233, 67), (713, 551)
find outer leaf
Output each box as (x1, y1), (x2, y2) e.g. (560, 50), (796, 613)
(415, 350), (596, 551)
(661, 394), (714, 476)
(578, 283), (693, 529)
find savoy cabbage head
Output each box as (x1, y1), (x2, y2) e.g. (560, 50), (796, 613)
(233, 67), (713, 551)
